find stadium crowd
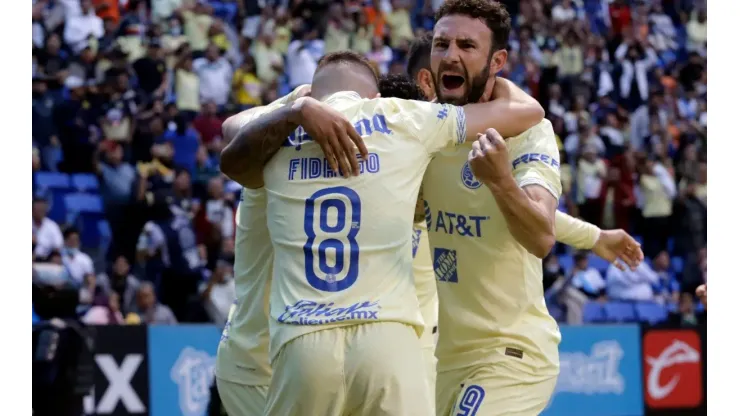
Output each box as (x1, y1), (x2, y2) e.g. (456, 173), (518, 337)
(32, 0), (707, 327)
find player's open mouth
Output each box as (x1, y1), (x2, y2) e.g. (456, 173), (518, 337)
(441, 74), (465, 92)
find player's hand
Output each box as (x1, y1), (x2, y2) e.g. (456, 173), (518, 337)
(468, 128), (511, 187)
(293, 97), (369, 177)
(696, 284), (707, 306)
(592, 229), (644, 271)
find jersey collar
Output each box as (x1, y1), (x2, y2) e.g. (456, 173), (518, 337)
(322, 91), (362, 105)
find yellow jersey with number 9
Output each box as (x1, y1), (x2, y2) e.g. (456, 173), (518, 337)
(263, 91), (467, 361)
(422, 119), (563, 378)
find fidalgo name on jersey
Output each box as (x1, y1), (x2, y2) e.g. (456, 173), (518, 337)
(288, 153), (381, 181)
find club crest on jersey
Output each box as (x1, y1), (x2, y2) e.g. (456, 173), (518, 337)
(461, 162), (482, 189)
(433, 248), (458, 283)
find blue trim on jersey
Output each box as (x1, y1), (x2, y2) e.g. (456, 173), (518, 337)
(456, 106), (467, 144)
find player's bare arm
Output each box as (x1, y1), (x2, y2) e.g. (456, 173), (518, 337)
(469, 128), (556, 258)
(459, 91), (545, 140)
(220, 96), (368, 189)
(553, 212), (643, 270)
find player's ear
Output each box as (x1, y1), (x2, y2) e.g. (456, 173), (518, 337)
(417, 69), (435, 101)
(490, 49), (508, 75)
(375, 92), (381, 98)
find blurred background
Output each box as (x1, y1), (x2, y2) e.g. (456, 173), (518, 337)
(31, 0), (707, 415)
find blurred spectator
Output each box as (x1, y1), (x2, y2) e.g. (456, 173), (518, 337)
(63, 0), (104, 54)
(182, 0), (214, 54)
(666, 292), (704, 327)
(163, 116), (200, 174)
(97, 255), (141, 316)
(61, 227), (95, 285)
(324, 2), (354, 54)
(82, 293), (125, 325)
(175, 53), (201, 117)
(286, 28), (319, 89)
(605, 260), (659, 302)
(134, 38), (169, 99)
(194, 44), (234, 107)
(386, 0), (414, 49)
(252, 32), (283, 85)
(652, 251), (680, 306)
(231, 54), (262, 109)
(367, 36), (394, 75)
(33, 197), (64, 260)
(199, 258), (236, 326)
(352, 12), (374, 54)
(134, 281), (178, 324)
(686, 9), (707, 55)
(637, 155), (676, 258)
(569, 251), (606, 301)
(193, 145), (220, 192)
(576, 144), (607, 226)
(192, 102), (223, 152)
(543, 254), (564, 292)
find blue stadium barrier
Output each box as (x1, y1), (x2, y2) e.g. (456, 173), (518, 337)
(71, 173), (100, 192)
(582, 302), (605, 323)
(604, 302), (637, 322)
(635, 302), (668, 325)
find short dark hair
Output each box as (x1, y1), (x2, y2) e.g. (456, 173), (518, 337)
(316, 51), (379, 83)
(435, 0), (512, 51)
(406, 32), (433, 79)
(62, 226), (79, 240)
(378, 74), (425, 101)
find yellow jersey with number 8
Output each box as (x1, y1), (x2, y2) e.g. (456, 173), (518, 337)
(263, 91), (467, 361)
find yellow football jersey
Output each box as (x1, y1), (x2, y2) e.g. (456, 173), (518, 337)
(263, 91), (467, 361)
(422, 119), (562, 377)
(412, 221), (438, 348)
(216, 187), (273, 385)
(216, 87), (308, 386)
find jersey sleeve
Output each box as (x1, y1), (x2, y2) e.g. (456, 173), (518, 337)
(386, 98), (467, 154)
(509, 120), (562, 200)
(274, 84), (310, 105)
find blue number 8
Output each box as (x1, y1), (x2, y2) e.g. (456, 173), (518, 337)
(303, 186), (361, 292)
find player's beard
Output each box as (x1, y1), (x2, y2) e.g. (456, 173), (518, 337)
(434, 56), (492, 105)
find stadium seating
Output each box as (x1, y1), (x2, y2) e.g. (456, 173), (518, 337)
(635, 302), (669, 324)
(582, 302), (605, 323)
(34, 172), (72, 223)
(604, 302), (637, 322)
(71, 173), (100, 193)
(65, 193), (105, 249)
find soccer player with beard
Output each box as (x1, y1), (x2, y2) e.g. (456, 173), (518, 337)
(405, 27), (642, 414)
(415, 1), (644, 415)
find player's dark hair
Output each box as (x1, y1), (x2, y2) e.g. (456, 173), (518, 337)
(378, 74), (425, 101)
(406, 32), (432, 79)
(316, 50), (379, 84)
(435, 0), (512, 51)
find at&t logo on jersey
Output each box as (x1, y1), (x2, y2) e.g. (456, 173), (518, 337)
(433, 248), (458, 283)
(277, 300), (381, 325)
(461, 161), (482, 189)
(643, 330), (703, 409)
(170, 347), (216, 416)
(432, 210), (489, 238)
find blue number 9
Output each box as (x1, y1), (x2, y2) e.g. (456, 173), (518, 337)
(303, 186), (361, 292)
(456, 385), (485, 416)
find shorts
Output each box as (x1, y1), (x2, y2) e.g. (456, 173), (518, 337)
(216, 378), (268, 416)
(436, 362), (557, 416)
(264, 322), (433, 416)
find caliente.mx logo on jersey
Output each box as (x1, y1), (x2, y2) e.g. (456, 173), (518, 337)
(461, 161), (482, 189)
